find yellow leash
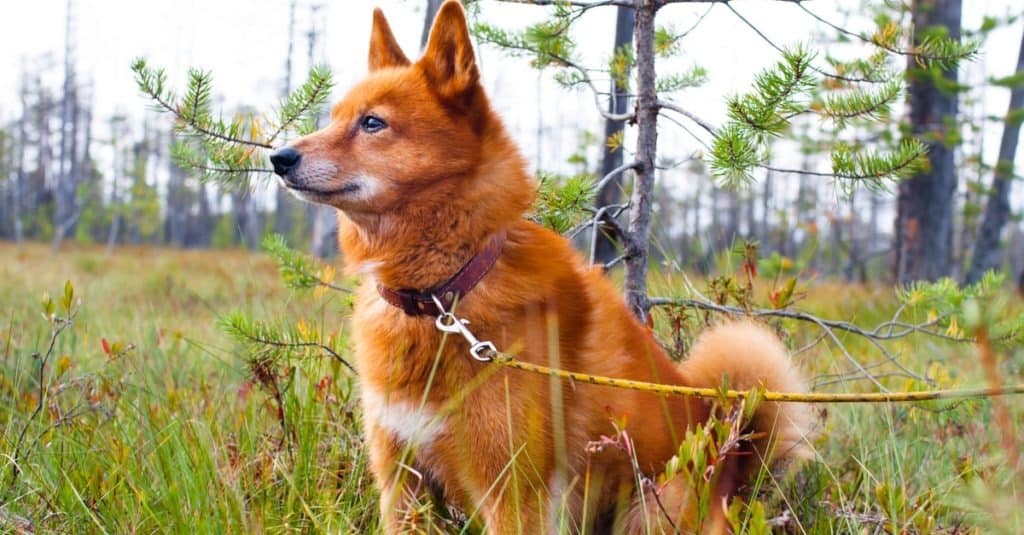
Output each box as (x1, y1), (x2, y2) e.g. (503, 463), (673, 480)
(430, 296), (1024, 404)
(496, 356), (1024, 404)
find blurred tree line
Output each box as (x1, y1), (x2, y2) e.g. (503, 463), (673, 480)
(0, 0), (1021, 291)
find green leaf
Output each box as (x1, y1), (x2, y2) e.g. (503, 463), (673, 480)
(41, 292), (55, 318)
(61, 280), (74, 314)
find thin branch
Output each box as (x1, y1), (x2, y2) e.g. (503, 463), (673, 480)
(594, 160), (642, 192)
(566, 202), (629, 239)
(657, 99), (717, 135)
(190, 164), (275, 175)
(674, 3), (716, 40)
(650, 297), (971, 343)
(236, 332), (357, 374)
(722, 2), (876, 85)
(758, 146), (921, 180)
(788, 0), (973, 66)
(475, 35), (635, 122)
(657, 111), (711, 150)
(644, 477), (682, 534)
(266, 73), (333, 145)
(603, 253), (629, 270)
(497, 0), (635, 7)
(588, 202), (632, 265)
(4, 311), (77, 497)
(648, 297), (960, 388)
(140, 83), (273, 150)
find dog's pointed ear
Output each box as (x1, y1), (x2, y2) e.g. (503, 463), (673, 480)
(419, 1), (479, 101)
(368, 8), (410, 71)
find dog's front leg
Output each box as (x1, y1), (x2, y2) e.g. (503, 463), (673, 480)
(366, 424), (440, 533)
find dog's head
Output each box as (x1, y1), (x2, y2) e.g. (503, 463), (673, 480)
(270, 1), (495, 216)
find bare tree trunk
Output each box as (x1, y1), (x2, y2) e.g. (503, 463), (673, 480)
(725, 187), (740, 246)
(194, 183), (213, 247)
(233, 192), (248, 247)
(53, 0), (78, 253)
(166, 161), (188, 247)
(761, 169), (773, 250)
(0, 131), (10, 238)
(624, 0), (657, 321)
(743, 185), (754, 241)
(309, 208), (337, 257)
(706, 179), (720, 268)
(894, 0), (962, 283)
(305, 1), (338, 257)
(594, 5), (635, 263)
(869, 190), (879, 270)
(692, 179), (704, 273)
(275, 0), (299, 241)
(678, 197), (689, 262)
(12, 79), (28, 244)
(106, 117), (126, 254)
(35, 86), (55, 241)
(965, 27), (1024, 284)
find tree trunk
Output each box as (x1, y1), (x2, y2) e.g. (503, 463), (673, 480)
(12, 79), (28, 243)
(106, 148), (121, 254)
(894, 0), (962, 283)
(105, 116), (126, 253)
(166, 161), (188, 247)
(233, 192), (248, 247)
(624, 0), (657, 321)
(194, 183), (213, 247)
(275, 0), (299, 242)
(726, 187), (740, 246)
(594, 5), (635, 264)
(965, 27), (1024, 284)
(53, 0), (78, 253)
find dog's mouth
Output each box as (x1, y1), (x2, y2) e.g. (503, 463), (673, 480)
(283, 180), (361, 197)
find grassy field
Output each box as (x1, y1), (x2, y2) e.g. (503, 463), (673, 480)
(1, 241), (1021, 533)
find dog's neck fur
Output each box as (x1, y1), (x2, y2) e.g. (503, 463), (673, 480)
(337, 112), (535, 291)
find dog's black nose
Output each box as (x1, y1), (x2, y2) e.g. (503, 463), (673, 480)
(269, 147), (302, 176)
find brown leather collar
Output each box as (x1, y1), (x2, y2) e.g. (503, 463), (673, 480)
(376, 231), (507, 317)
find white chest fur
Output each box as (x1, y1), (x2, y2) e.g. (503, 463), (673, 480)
(361, 386), (446, 449)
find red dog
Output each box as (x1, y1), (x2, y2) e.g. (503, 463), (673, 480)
(270, 2), (812, 532)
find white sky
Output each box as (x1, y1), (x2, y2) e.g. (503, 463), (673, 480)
(0, 0), (1021, 235)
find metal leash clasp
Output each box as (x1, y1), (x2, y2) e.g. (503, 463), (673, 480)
(431, 295), (497, 362)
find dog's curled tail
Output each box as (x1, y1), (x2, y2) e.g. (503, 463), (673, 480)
(682, 319), (815, 466)
(626, 321), (815, 534)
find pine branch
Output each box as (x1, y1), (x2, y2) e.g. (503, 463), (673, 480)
(262, 234), (351, 293)
(816, 80), (902, 130)
(268, 64), (334, 143)
(132, 59), (335, 188)
(219, 311), (355, 373)
(133, 60), (272, 150)
(829, 138), (927, 186)
(532, 172), (598, 233)
(726, 45), (816, 137)
(789, 1), (979, 70)
(474, 20), (635, 121)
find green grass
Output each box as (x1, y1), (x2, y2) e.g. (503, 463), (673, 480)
(1, 241), (1021, 533)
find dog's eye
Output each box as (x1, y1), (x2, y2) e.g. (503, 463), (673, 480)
(360, 115), (387, 133)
